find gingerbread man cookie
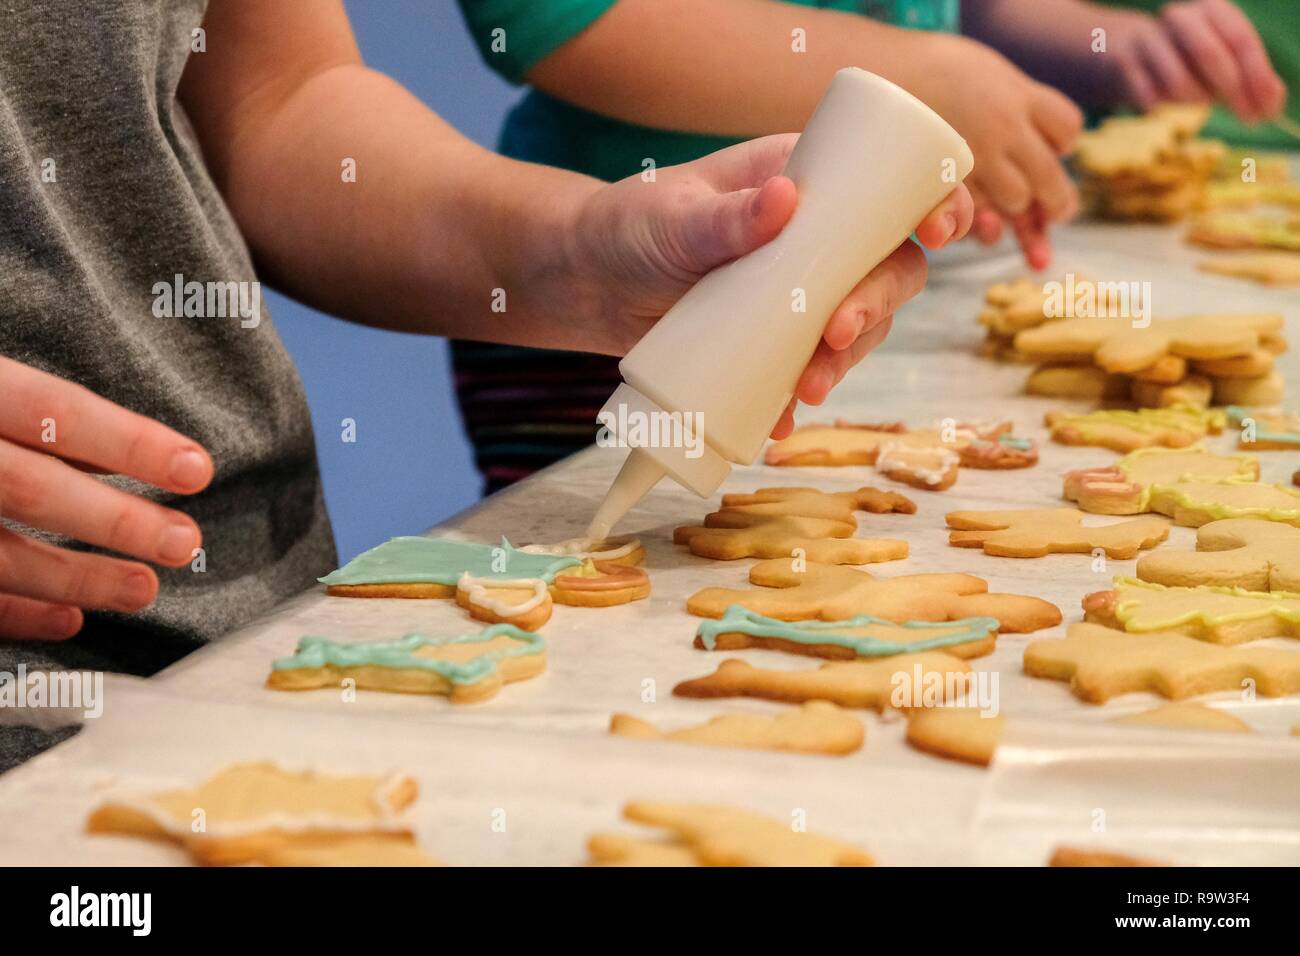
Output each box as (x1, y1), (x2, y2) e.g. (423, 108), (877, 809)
(694, 605), (999, 660)
(609, 701), (864, 756)
(1063, 446), (1258, 516)
(1084, 577), (1300, 645)
(1045, 406), (1225, 453)
(1136, 518), (1300, 591)
(687, 559), (1062, 633)
(674, 515), (907, 565)
(945, 508), (1169, 559)
(1023, 622), (1300, 702)
(267, 625), (545, 704)
(674, 653), (972, 711)
(588, 802), (874, 867)
(87, 762), (422, 867)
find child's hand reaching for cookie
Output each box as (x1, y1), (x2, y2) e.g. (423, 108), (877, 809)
(572, 133), (972, 441)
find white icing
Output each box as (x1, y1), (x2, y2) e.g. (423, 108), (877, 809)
(876, 443), (960, 485)
(519, 536), (641, 562)
(457, 573), (548, 616)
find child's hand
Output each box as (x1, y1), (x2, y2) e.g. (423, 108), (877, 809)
(908, 34), (1082, 270)
(1107, 0), (1285, 124)
(569, 133), (972, 438)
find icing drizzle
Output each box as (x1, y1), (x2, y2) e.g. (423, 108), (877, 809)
(271, 625), (545, 685)
(457, 574), (548, 615)
(319, 536), (581, 587)
(696, 605), (1000, 657)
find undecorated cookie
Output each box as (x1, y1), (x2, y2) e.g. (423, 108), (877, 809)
(674, 514), (907, 565)
(1026, 364), (1128, 400)
(1084, 577), (1300, 645)
(686, 559), (1062, 634)
(1049, 847), (1167, 867)
(87, 762), (421, 867)
(267, 625), (546, 704)
(945, 507), (1169, 559)
(1213, 370), (1286, 407)
(609, 701), (864, 756)
(1063, 446), (1258, 516)
(713, 486), (915, 523)
(1023, 622), (1300, 702)
(1199, 252), (1300, 286)
(1136, 518), (1300, 591)
(693, 605), (999, 660)
(1130, 374), (1213, 410)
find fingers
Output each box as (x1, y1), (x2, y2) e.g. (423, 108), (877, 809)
(822, 239), (926, 350)
(1138, 25), (1210, 102)
(797, 317), (895, 406)
(1011, 129), (1079, 223)
(689, 132), (799, 192)
(0, 440), (202, 567)
(972, 156), (1033, 219)
(1161, 2), (1249, 119)
(1029, 85), (1085, 156)
(678, 174), (797, 272)
(913, 184), (974, 249)
(0, 356), (214, 495)
(0, 594), (82, 642)
(0, 527), (158, 614)
(1197, 0), (1286, 121)
(770, 399), (798, 441)
(1011, 206), (1053, 272)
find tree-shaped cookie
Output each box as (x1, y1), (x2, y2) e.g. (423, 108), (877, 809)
(945, 508), (1169, 559)
(1136, 519), (1300, 591)
(1064, 446), (1258, 515)
(1045, 406), (1225, 453)
(1024, 622), (1300, 702)
(674, 515), (907, 565)
(687, 559), (1061, 632)
(673, 652), (972, 711)
(609, 701), (864, 756)
(1084, 577), (1300, 645)
(713, 486), (915, 522)
(1014, 312), (1283, 373)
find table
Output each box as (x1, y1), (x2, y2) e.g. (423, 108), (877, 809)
(2, 217), (1299, 867)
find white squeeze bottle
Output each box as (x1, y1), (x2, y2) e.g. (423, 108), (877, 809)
(587, 68), (973, 540)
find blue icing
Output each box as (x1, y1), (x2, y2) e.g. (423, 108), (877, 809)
(318, 536), (581, 587)
(696, 605), (1000, 656)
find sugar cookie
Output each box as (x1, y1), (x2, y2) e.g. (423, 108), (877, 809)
(686, 559), (1062, 633)
(87, 762), (420, 867)
(946, 508), (1169, 559)
(956, 433), (1040, 469)
(320, 536), (580, 598)
(1130, 354), (1188, 385)
(455, 575), (552, 630)
(1146, 479), (1300, 527)
(1063, 446), (1258, 516)
(693, 605), (999, 660)
(1130, 374), (1212, 410)
(609, 701), (864, 756)
(1187, 210), (1300, 251)
(714, 486), (915, 523)
(549, 559), (650, 607)
(1049, 847), (1167, 867)
(1136, 518), (1300, 591)
(1045, 406), (1225, 453)
(1023, 622), (1300, 703)
(1199, 252), (1300, 286)
(1213, 370), (1285, 407)
(589, 802), (874, 867)
(1084, 577), (1300, 645)
(1227, 405), (1300, 449)
(266, 625), (545, 704)
(674, 654), (972, 711)
(1192, 348), (1276, 379)
(1025, 364), (1129, 400)
(259, 835), (441, 867)
(874, 443), (961, 491)
(519, 535), (645, 566)
(674, 515), (907, 565)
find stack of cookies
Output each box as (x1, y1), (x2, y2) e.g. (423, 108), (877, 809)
(1074, 104), (1224, 221)
(977, 277), (1287, 409)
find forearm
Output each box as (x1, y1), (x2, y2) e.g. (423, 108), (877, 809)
(526, 0), (950, 136)
(964, 0), (1139, 106)
(210, 65), (612, 350)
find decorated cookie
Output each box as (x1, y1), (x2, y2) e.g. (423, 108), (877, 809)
(549, 559), (650, 607)
(713, 486), (915, 523)
(1227, 405), (1300, 450)
(1023, 622), (1300, 703)
(874, 443), (960, 491)
(588, 802), (874, 867)
(1084, 577), (1300, 645)
(609, 701), (864, 756)
(1136, 518), (1300, 591)
(1145, 478), (1300, 527)
(1063, 446), (1258, 516)
(1045, 406), (1226, 453)
(674, 653), (971, 711)
(320, 536), (581, 598)
(693, 605), (999, 660)
(519, 535), (645, 566)
(1187, 210), (1300, 252)
(674, 515), (907, 565)
(1015, 312), (1283, 374)
(905, 701), (1250, 767)
(1199, 252), (1300, 286)
(945, 508), (1169, 559)
(266, 625), (545, 704)
(455, 575), (552, 631)
(86, 762), (420, 867)
(686, 559), (1062, 634)
(956, 432), (1040, 469)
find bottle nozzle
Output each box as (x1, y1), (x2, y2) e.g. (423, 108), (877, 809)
(586, 449), (667, 541)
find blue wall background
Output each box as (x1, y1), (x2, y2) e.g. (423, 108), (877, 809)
(270, 1), (523, 562)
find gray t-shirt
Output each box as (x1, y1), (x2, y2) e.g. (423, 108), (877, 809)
(0, 1), (337, 766)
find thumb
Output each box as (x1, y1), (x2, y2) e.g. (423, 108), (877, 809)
(675, 175), (797, 273)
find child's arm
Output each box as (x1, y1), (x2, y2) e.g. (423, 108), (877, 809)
(965, 0), (1285, 124)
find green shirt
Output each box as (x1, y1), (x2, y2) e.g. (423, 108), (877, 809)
(1095, 0), (1299, 149)
(457, 0), (958, 180)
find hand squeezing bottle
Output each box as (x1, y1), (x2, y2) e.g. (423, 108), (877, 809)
(587, 68), (973, 540)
